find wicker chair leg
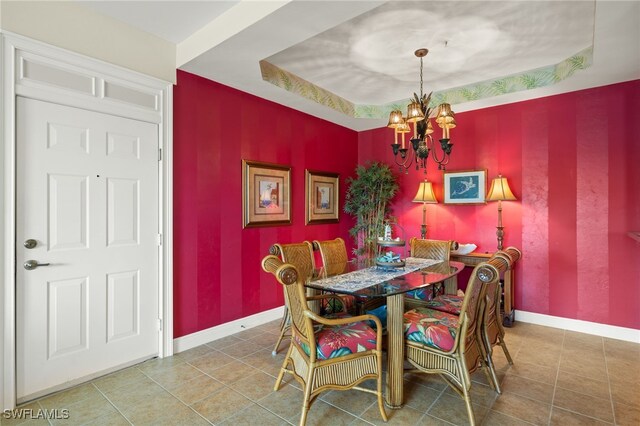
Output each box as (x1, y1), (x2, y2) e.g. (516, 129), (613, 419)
(272, 308), (291, 356)
(499, 337), (514, 364)
(482, 361), (499, 393)
(376, 358), (388, 421)
(462, 384), (476, 426)
(274, 346), (293, 391)
(299, 372), (314, 426)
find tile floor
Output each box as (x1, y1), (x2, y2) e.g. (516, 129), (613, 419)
(5, 321), (639, 426)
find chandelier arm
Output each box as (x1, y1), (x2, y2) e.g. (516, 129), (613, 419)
(394, 152), (414, 169)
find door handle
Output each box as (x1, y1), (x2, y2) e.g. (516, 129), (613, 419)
(24, 239), (38, 249)
(24, 260), (50, 270)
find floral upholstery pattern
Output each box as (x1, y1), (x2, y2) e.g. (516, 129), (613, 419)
(297, 320), (378, 360)
(321, 295), (357, 315)
(423, 295), (463, 315)
(405, 288), (436, 301)
(404, 307), (459, 351)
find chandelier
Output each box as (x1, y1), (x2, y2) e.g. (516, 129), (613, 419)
(387, 48), (456, 174)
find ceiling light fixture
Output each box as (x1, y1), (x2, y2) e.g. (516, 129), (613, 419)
(387, 48), (456, 175)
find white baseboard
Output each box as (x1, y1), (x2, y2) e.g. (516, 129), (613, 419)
(173, 306), (284, 353)
(515, 310), (640, 343)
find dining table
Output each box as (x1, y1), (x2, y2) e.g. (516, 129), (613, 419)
(305, 257), (465, 408)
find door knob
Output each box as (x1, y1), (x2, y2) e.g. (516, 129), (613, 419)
(24, 260), (50, 270)
(24, 239), (38, 249)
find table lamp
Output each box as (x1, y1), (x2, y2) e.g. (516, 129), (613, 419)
(412, 180), (438, 239)
(486, 174), (517, 250)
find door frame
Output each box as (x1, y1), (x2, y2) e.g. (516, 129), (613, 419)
(0, 32), (174, 409)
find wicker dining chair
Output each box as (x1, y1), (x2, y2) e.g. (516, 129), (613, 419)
(421, 247), (521, 392)
(404, 238), (455, 305)
(312, 238), (356, 313)
(269, 242), (316, 355)
(403, 255), (509, 425)
(261, 255), (387, 426)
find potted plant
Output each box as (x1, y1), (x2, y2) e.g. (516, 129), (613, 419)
(344, 162), (399, 259)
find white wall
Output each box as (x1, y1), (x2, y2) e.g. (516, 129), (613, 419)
(0, 1), (176, 83)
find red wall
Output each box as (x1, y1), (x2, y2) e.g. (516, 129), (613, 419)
(173, 70), (358, 338)
(358, 80), (640, 330)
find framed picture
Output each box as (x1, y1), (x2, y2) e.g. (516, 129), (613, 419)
(443, 170), (487, 204)
(242, 160), (291, 228)
(305, 170), (339, 224)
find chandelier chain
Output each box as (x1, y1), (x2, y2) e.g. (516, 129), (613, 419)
(419, 57), (424, 98)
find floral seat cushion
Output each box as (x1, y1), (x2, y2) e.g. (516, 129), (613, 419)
(404, 307), (459, 351)
(297, 319), (377, 360)
(423, 295), (463, 315)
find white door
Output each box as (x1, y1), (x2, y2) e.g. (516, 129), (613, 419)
(16, 97), (160, 401)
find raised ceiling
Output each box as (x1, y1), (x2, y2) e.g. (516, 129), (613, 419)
(79, 0), (640, 131)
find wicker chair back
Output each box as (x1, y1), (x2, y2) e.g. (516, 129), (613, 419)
(313, 238), (348, 269)
(409, 238), (452, 261)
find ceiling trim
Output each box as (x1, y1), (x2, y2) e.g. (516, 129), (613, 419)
(260, 46), (593, 120)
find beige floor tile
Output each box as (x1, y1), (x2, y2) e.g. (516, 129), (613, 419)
(81, 411), (130, 426)
(549, 407), (612, 425)
(207, 359), (259, 385)
(444, 382), (498, 408)
(144, 362), (202, 389)
(92, 366), (147, 393)
(614, 401), (640, 426)
(563, 331), (604, 350)
(136, 356), (185, 376)
(257, 384), (304, 420)
(552, 387), (614, 423)
(205, 334), (244, 350)
(135, 404), (210, 426)
(490, 392), (551, 425)
(235, 327), (270, 341)
(559, 357), (608, 381)
(401, 380), (442, 413)
(230, 371), (280, 402)
(169, 374), (225, 405)
(190, 387), (252, 424)
(51, 393), (117, 425)
(118, 391), (187, 425)
(404, 372), (448, 392)
(219, 403), (288, 426)
(361, 403), (422, 426)
(427, 392), (488, 426)
(516, 346), (562, 367)
(218, 339), (267, 358)
(506, 360), (557, 384)
(186, 350), (236, 375)
(320, 388), (378, 416)
(291, 400), (358, 426)
(102, 376), (166, 410)
(39, 383), (101, 410)
(481, 410), (534, 425)
(247, 332), (284, 349)
(555, 370), (610, 400)
(240, 348), (286, 378)
(500, 374), (555, 404)
(173, 344), (216, 362)
(610, 380), (640, 408)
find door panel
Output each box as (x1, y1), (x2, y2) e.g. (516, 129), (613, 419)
(16, 97), (159, 401)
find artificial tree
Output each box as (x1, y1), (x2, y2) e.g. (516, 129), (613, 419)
(344, 162), (399, 259)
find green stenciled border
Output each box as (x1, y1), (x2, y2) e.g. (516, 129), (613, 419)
(261, 46), (593, 119)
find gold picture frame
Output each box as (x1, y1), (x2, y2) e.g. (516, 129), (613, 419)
(443, 169), (487, 204)
(305, 170), (339, 224)
(242, 160), (291, 228)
